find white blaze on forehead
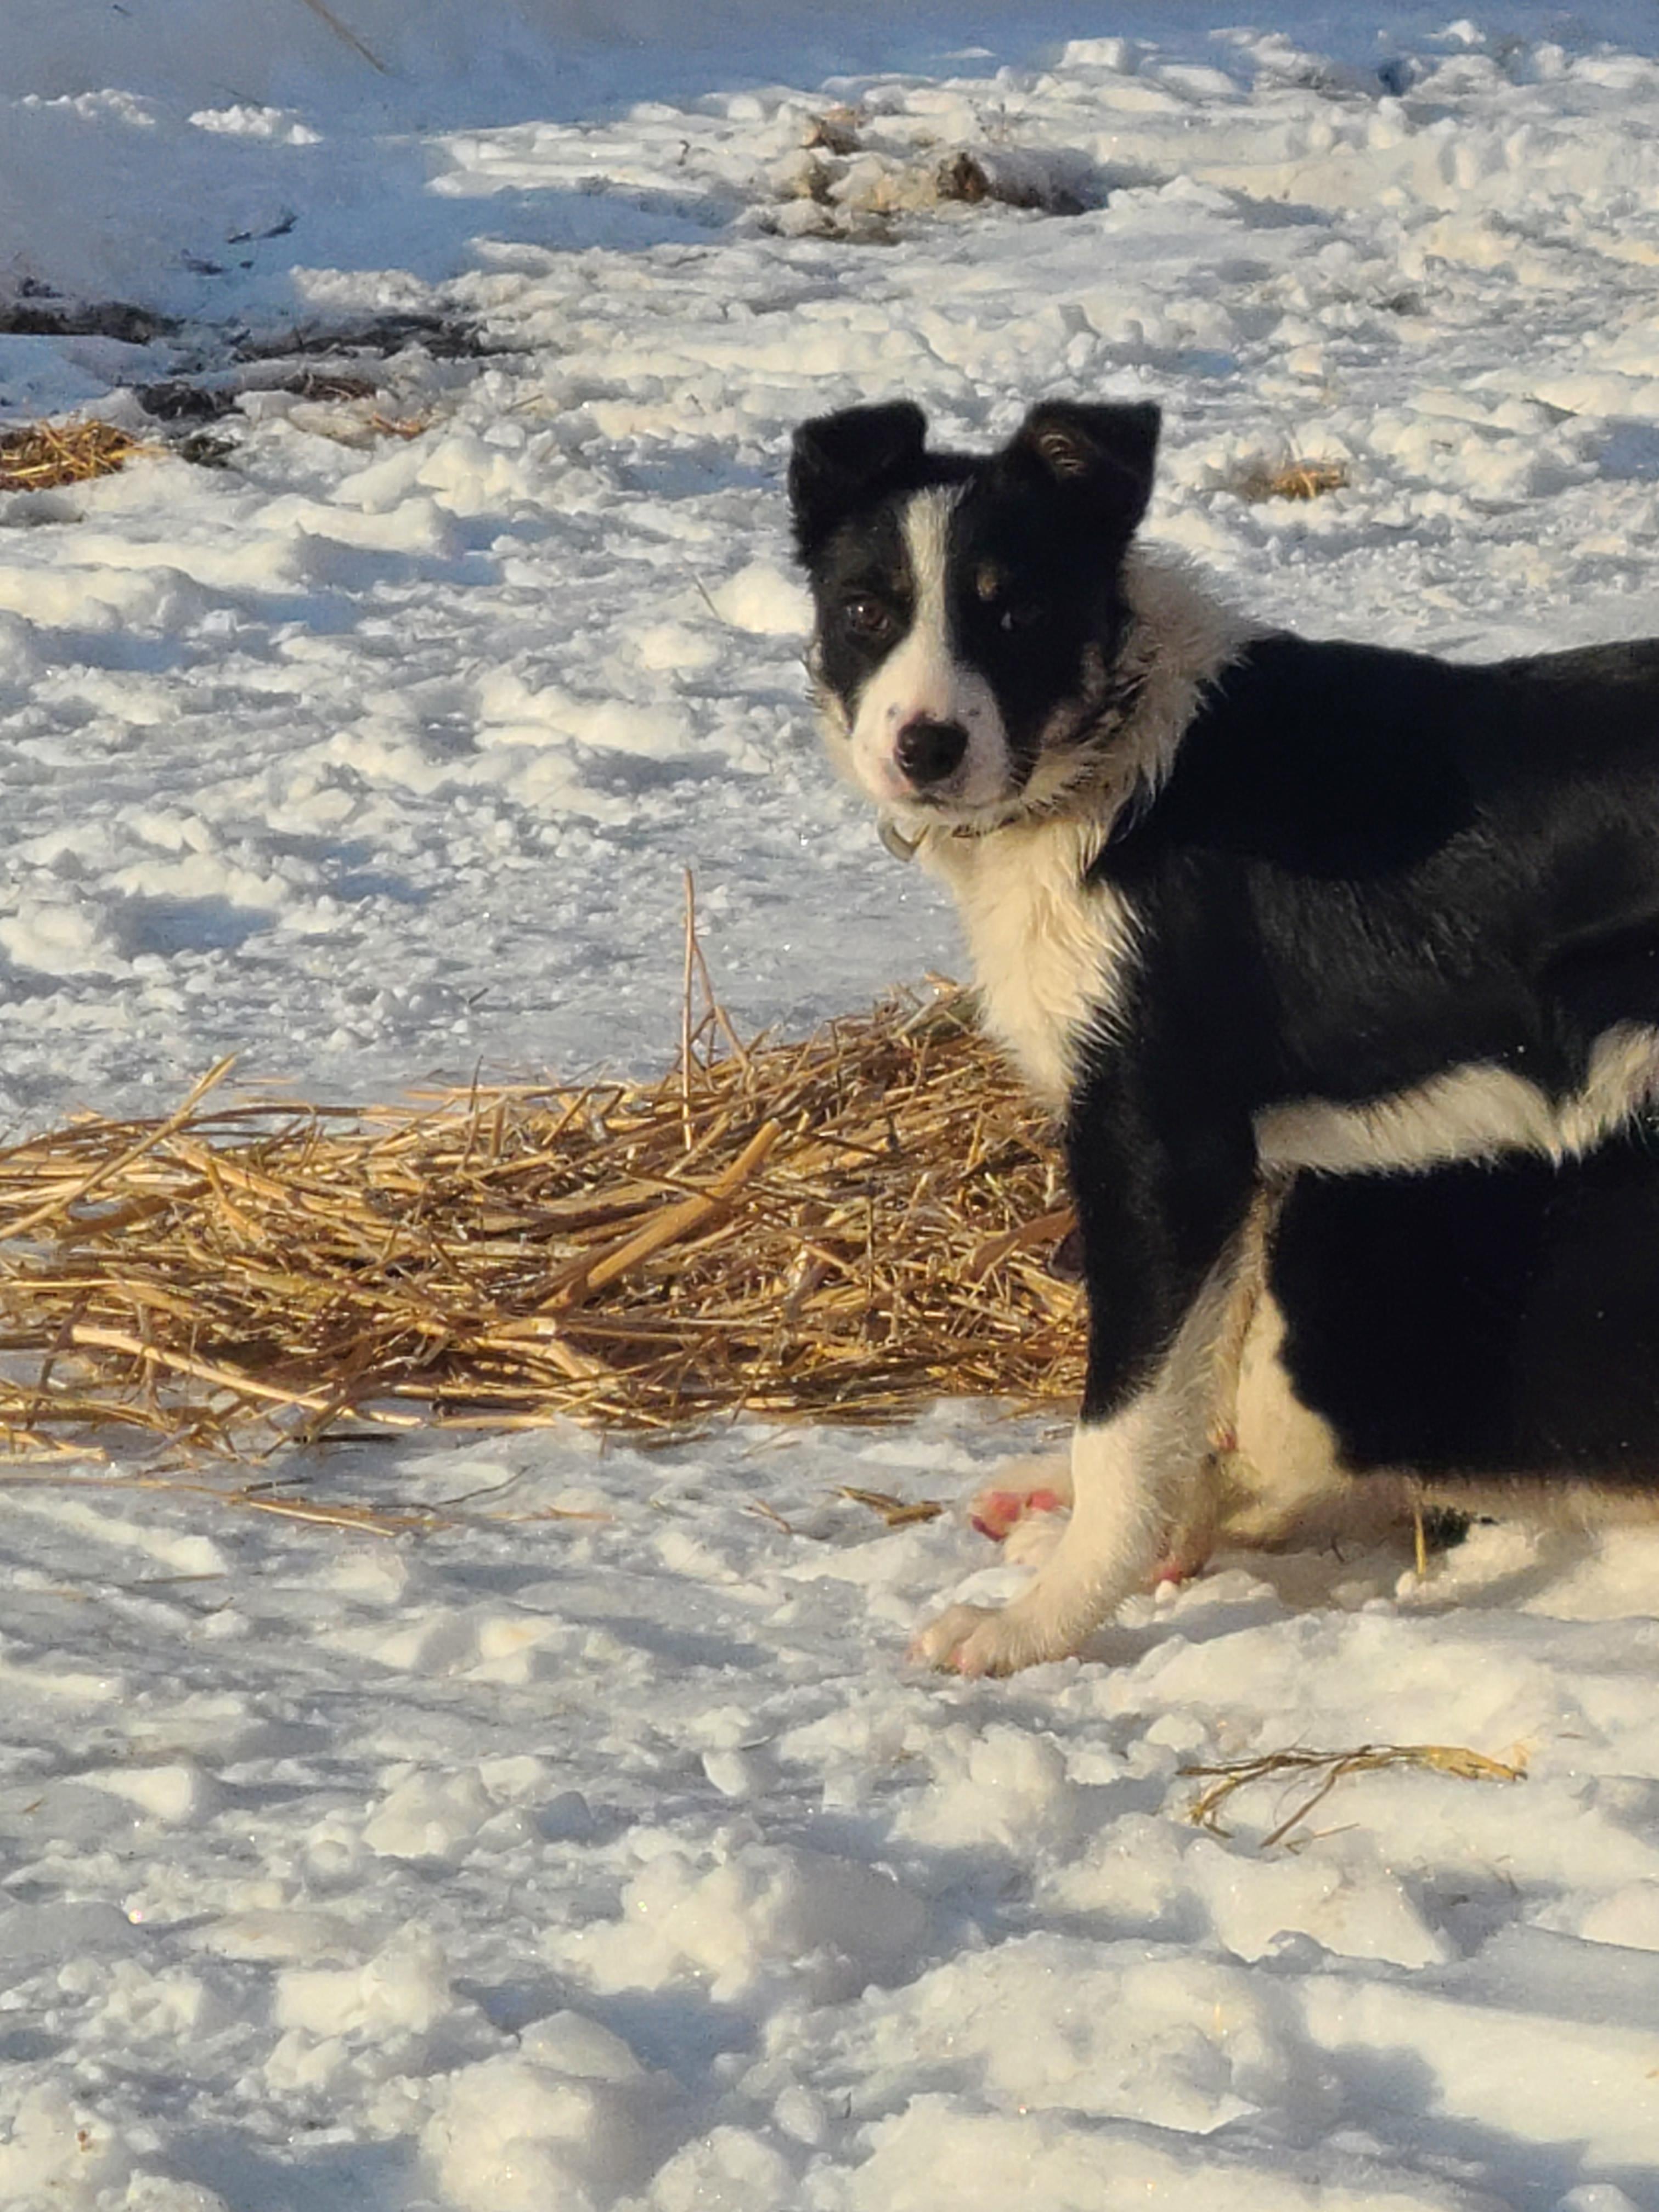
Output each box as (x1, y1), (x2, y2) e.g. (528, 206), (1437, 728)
(845, 486), (1011, 809)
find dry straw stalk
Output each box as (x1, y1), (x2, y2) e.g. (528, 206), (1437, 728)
(0, 982), (1081, 1459)
(1182, 1741), (1528, 1849)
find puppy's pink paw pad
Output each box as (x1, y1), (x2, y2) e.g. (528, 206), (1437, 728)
(1151, 1549), (1209, 1588)
(969, 1491), (1024, 1542)
(969, 1486), (1069, 1543)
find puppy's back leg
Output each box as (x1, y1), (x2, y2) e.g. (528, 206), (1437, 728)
(1161, 1179), (1286, 1578)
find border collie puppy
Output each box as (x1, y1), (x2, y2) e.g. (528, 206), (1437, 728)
(789, 396), (1659, 1676)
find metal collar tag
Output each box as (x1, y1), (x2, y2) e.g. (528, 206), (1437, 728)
(878, 816), (923, 864)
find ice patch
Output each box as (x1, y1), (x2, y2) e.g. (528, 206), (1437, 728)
(820, 1930), (1327, 2140)
(827, 2095), (1496, 2212)
(0, 892), (127, 977)
(198, 1906), (362, 1963)
(81, 1758), (217, 1827)
(1301, 1942), (1659, 2170)
(0, 1491), (226, 1576)
(1187, 1830), (1450, 1970)
(327, 1601), (572, 1679)
(649, 2125), (796, 2210)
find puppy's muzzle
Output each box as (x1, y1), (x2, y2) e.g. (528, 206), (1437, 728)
(895, 717), (969, 789)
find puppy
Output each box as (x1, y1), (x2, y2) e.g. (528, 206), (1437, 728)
(789, 396), (1659, 1675)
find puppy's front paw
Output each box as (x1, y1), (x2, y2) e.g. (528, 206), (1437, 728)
(907, 1601), (1074, 1677)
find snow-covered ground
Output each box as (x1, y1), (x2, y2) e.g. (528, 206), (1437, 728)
(5, 5), (1659, 2207)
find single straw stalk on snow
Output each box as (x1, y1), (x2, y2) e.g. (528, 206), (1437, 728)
(0, 944), (1080, 1464)
(1182, 1742), (1528, 1849)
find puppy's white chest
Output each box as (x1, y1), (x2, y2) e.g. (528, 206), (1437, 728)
(926, 821), (1137, 1106)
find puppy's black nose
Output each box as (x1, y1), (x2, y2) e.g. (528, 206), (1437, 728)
(895, 718), (968, 786)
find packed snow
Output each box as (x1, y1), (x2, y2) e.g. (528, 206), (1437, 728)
(4, 3), (1659, 2207)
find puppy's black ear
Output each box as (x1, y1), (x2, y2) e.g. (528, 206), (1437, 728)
(1007, 400), (1160, 538)
(788, 401), (928, 561)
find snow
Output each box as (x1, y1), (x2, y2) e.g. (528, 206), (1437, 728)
(4, 3), (1659, 2207)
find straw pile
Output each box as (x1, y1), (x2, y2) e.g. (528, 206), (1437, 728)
(0, 983), (1081, 1461)
(0, 419), (149, 492)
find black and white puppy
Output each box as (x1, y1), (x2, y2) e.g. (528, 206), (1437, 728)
(789, 396), (1659, 1675)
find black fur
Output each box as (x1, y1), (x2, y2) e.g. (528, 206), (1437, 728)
(788, 401), (932, 563)
(1271, 1123), (1659, 1479)
(1074, 628), (1659, 1428)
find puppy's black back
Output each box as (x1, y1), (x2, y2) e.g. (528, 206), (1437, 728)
(1272, 1127), (1659, 1480)
(1096, 633), (1659, 1112)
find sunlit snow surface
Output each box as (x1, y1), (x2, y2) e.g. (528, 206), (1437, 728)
(4, 6), (1659, 2207)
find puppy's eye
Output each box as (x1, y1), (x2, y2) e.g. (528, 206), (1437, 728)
(998, 602), (1044, 634)
(843, 596), (896, 641)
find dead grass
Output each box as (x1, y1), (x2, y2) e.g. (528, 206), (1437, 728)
(0, 952), (1080, 1462)
(1182, 1741), (1528, 1848)
(1234, 456), (1351, 504)
(0, 419), (150, 493)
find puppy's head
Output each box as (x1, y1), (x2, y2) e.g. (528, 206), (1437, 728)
(789, 398), (1159, 827)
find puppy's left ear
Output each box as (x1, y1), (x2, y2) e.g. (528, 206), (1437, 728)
(1008, 400), (1160, 537)
(789, 401), (928, 562)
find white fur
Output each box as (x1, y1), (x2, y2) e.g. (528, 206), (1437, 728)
(918, 554), (1252, 1105)
(1257, 1022), (1659, 1176)
(845, 488), (1011, 810)
(968, 1273), (1659, 1590)
(925, 816), (1137, 1105)
(1226, 1289), (1361, 1542)
(915, 1242), (1240, 1674)
(943, 1002), (1659, 1668)
(1228, 1288), (1659, 1542)
(888, 556), (1267, 1668)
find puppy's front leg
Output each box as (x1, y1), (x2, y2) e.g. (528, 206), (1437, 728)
(913, 1262), (1244, 1673)
(912, 1064), (1256, 1676)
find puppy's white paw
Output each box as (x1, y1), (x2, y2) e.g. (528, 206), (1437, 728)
(907, 1600), (1075, 1677)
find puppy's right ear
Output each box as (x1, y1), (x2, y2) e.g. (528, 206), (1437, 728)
(788, 402), (927, 562)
